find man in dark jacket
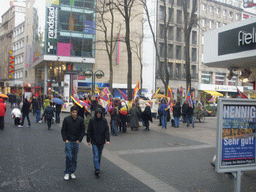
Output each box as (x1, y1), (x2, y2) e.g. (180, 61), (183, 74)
(55, 103), (62, 123)
(31, 96), (37, 116)
(18, 98), (31, 127)
(42, 105), (54, 130)
(187, 104), (195, 128)
(141, 103), (152, 131)
(182, 101), (189, 123)
(61, 106), (85, 181)
(87, 108), (110, 178)
(173, 101), (181, 128)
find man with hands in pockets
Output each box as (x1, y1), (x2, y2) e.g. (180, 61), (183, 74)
(61, 106), (85, 181)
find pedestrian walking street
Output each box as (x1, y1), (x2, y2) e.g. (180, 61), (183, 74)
(1, 104), (256, 192)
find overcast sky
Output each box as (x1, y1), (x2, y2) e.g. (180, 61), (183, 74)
(0, 0), (12, 22)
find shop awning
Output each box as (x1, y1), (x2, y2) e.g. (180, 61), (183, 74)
(203, 90), (223, 97)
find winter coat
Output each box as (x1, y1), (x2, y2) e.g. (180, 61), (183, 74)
(21, 100), (31, 115)
(0, 98), (7, 116)
(110, 107), (119, 121)
(173, 102), (181, 117)
(61, 115), (85, 142)
(55, 104), (62, 113)
(182, 103), (189, 115)
(187, 106), (194, 116)
(43, 99), (50, 110)
(159, 103), (168, 116)
(42, 106), (54, 120)
(32, 99), (38, 110)
(141, 106), (152, 122)
(129, 106), (140, 128)
(11, 108), (21, 118)
(77, 106), (85, 119)
(87, 108), (110, 145)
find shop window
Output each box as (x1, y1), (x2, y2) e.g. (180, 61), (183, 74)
(82, 38), (93, 57)
(228, 76), (237, 86)
(70, 37), (82, 56)
(215, 72), (225, 85)
(169, 8), (174, 23)
(201, 71), (212, 84)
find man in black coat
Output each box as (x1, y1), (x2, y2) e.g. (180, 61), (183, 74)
(18, 98), (31, 127)
(87, 108), (110, 178)
(182, 101), (189, 123)
(61, 106), (85, 181)
(55, 103), (62, 123)
(187, 104), (195, 128)
(173, 101), (181, 128)
(42, 105), (54, 130)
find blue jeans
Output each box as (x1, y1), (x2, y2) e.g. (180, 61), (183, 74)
(112, 120), (118, 136)
(161, 115), (167, 128)
(174, 116), (180, 127)
(36, 109), (41, 122)
(64, 142), (79, 174)
(92, 144), (104, 171)
(187, 115), (194, 127)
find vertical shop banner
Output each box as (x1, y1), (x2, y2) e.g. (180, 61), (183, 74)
(8, 51), (15, 79)
(63, 74), (70, 102)
(46, 6), (58, 55)
(216, 99), (256, 173)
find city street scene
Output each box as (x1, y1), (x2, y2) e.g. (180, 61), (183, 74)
(1, 0), (256, 191)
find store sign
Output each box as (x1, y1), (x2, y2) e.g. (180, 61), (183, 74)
(218, 22), (256, 56)
(46, 6), (58, 54)
(83, 20), (95, 34)
(46, 0), (59, 5)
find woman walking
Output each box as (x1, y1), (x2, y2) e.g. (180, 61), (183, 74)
(141, 103), (152, 131)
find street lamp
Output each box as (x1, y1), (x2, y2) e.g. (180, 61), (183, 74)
(82, 70), (104, 94)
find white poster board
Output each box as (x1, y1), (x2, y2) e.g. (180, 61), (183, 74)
(63, 74), (70, 102)
(216, 98), (256, 173)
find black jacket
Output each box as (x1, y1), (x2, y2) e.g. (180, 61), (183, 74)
(141, 106), (152, 122)
(61, 115), (85, 142)
(87, 109), (110, 145)
(42, 107), (54, 120)
(173, 102), (181, 117)
(21, 101), (31, 114)
(187, 106), (194, 116)
(182, 103), (189, 115)
(55, 104), (62, 113)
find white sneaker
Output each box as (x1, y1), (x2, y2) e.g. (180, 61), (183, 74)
(18, 125), (23, 128)
(70, 173), (76, 179)
(64, 174), (69, 181)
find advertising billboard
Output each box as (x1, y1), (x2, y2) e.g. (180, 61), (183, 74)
(46, 6), (58, 55)
(216, 98), (256, 173)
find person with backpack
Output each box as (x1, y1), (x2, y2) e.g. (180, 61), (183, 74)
(158, 99), (168, 129)
(42, 104), (54, 130)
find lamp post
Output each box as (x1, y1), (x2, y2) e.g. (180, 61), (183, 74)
(83, 70), (104, 94)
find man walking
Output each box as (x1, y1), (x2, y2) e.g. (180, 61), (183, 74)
(61, 106), (85, 181)
(87, 108), (110, 178)
(18, 98), (31, 128)
(42, 105), (54, 130)
(0, 98), (7, 130)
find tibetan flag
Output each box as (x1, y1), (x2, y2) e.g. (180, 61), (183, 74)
(152, 88), (160, 99)
(94, 84), (100, 96)
(101, 87), (111, 96)
(117, 88), (128, 101)
(167, 86), (173, 99)
(237, 88), (248, 99)
(186, 86), (193, 107)
(133, 80), (140, 99)
(179, 85), (183, 97)
(100, 87), (111, 101)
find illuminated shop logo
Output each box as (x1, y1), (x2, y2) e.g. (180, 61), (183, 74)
(47, 7), (58, 39)
(46, 0), (59, 5)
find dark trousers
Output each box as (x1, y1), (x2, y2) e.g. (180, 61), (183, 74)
(14, 117), (20, 125)
(144, 120), (149, 130)
(55, 112), (60, 123)
(21, 113), (31, 126)
(0, 116), (4, 130)
(47, 119), (52, 129)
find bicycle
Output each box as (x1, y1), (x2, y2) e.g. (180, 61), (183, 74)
(193, 109), (205, 123)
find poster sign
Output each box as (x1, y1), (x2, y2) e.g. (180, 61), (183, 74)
(83, 20), (95, 34)
(216, 98), (256, 173)
(46, 6), (58, 55)
(57, 43), (71, 56)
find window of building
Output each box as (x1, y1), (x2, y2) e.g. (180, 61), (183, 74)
(210, 6), (213, 13)
(217, 7), (220, 14)
(223, 9), (226, 16)
(201, 71), (212, 84)
(223, 23), (227, 26)
(202, 4), (206, 11)
(177, 10), (182, 24)
(159, 6), (165, 20)
(169, 8), (174, 23)
(192, 31), (197, 45)
(215, 72), (225, 85)
(236, 13), (240, 20)
(202, 18), (206, 27)
(159, 24), (165, 39)
(20, 71), (23, 78)
(191, 65), (197, 79)
(175, 63), (181, 78)
(168, 44), (173, 59)
(168, 62), (173, 77)
(202, 35), (204, 45)
(216, 21), (220, 28)
(177, 0), (182, 6)
(228, 76), (237, 86)
(168, 26), (174, 40)
(209, 20), (213, 29)
(176, 45), (182, 60)
(159, 43), (165, 57)
(191, 48), (197, 61)
(185, 0), (190, 8)
(176, 27), (182, 42)
(230, 11), (233, 18)
(26, 36), (28, 43)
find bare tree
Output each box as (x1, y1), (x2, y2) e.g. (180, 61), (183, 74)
(182, 0), (198, 91)
(96, 0), (121, 94)
(141, 0), (174, 95)
(111, 0), (136, 101)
